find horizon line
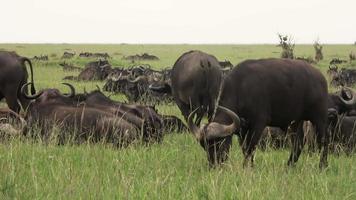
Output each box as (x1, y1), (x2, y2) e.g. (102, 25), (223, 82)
(1, 42), (355, 45)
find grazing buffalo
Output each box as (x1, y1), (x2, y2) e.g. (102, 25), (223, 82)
(21, 83), (145, 146)
(188, 58), (329, 168)
(0, 51), (36, 113)
(171, 50), (223, 124)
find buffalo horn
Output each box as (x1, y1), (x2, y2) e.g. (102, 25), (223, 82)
(205, 106), (240, 140)
(61, 83), (75, 98)
(339, 87), (356, 106)
(187, 107), (203, 141)
(21, 83), (43, 100)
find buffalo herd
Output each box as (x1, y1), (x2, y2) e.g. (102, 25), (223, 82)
(1, 49), (356, 169)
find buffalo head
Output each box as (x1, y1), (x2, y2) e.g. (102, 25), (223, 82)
(21, 82), (75, 103)
(188, 106), (240, 166)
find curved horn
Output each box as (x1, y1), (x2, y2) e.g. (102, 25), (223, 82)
(61, 83), (75, 98)
(219, 106), (240, 134)
(339, 87), (356, 106)
(187, 107), (203, 141)
(204, 106), (240, 140)
(128, 75), (147, 83)
(21, 83), (43, 100)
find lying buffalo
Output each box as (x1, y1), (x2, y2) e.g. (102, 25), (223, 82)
(188, 58), (329, 169)
(61, 51), (75, 59)
(104, 65), (173, 103)
(71, 88), (164, 143)
(123, 53), (159, 61)
(0, 51), (36, 113)
(171, 50), (223, 125)
(21, 83), (151, 146)
(63, 60), (112, 81)
(328, 108), (356, 154)
(73, 88), (186, 135)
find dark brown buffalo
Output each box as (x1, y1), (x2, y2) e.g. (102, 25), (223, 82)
(63, 60), (112, 81)
(171, 50), (223, 125)
(72, 89), (164, 142)
(124, 53), (159, 61)
(328, 108), (356, 154)
(21, 83), (143, 146)
(0, 51), (36, 113)
(74, 89), (186, 134)
(188, 58), (329, 169)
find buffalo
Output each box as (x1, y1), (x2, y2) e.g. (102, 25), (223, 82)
(63, 60), (112, 81)
(104, 65), (173, 103)
(61, 51), (75, 59)
(21, 83), (149, 146)
(171, 50), (223, 125)
(328, 108), (356, 154)
(123, 53), (159, 61)
(0, 51), (36, 113)
(71, 88), (164, 142)
(188, 58), (329, 169)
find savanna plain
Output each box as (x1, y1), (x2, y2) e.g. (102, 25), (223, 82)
(0, 44), (356, 199)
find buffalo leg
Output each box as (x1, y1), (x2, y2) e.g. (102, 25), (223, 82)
(241, 123), (265, 168)
(4, 89), (21, 113)
(287, 121), (304, 166)
(315, 121), (329, 169)
(175, 100), (190, 123)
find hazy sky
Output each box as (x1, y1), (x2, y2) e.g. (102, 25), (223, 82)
(1, 0), (355, 44)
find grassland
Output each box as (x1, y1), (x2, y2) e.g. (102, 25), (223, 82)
(0, 44), (356, 199)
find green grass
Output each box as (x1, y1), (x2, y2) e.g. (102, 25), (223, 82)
(1, 44), (356, 199)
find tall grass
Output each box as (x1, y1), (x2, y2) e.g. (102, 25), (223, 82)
(0, 44), (356, 199)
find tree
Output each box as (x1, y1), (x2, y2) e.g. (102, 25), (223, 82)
(277, 34), (295, 59)
(313, 40), (323, 62)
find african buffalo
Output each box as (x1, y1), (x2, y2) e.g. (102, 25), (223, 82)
(188, 58), (329, 169)
(171, 50), (223, 125)
(0, 51), (36, 113)
(63, 60), (112, 81)
(72, 89), (164, 142)
(328, 108), (356, 154)
(21, 83), (144, 147)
